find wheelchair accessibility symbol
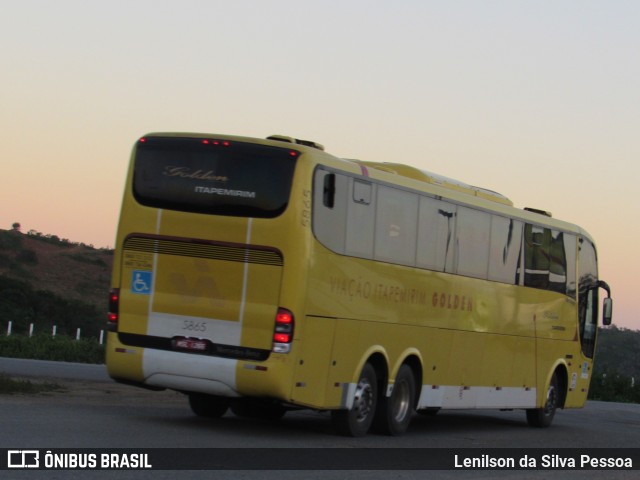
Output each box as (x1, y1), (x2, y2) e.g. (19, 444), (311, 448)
(131, 270), (152, 295)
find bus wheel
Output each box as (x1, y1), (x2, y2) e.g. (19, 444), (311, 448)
(188, 393), (229, 418)
(331, 363), (378, 437)
(526, 372), (560, 428)
(373, 364), (416, 435)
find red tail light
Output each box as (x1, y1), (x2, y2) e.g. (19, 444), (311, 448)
(273, 307), (294, 353)
(107, 288), (120, 330)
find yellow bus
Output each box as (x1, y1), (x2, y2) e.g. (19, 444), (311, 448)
(106, 132), (613, 436)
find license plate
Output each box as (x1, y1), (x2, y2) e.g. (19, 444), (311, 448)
(173, 337), (209, 352)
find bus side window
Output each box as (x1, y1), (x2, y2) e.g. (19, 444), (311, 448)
(455, 207), (491, 279)
(417, 197), (456, 272)
(313, 170), (348, 254)
(578, 237), (599, 358)
(488, 217), (523, 284)
(548, 230), (568, 294)
(374, 185), (418, 266)
(524, 224), (550, 290)
(563, 234), (577, 298)
(346, 179), (375, 258)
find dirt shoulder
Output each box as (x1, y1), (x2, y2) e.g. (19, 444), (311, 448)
(1, 375), (186, 407)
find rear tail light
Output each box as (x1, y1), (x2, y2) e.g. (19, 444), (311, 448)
(107, 288), (120, 330)
(272, 307), (294, 354)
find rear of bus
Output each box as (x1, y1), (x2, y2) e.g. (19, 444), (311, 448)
(106, 133), (312, 409)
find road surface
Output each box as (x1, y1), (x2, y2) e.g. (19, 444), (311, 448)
(1, 357), (638, 479)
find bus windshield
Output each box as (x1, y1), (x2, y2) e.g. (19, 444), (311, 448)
(133, 136), (298, 218)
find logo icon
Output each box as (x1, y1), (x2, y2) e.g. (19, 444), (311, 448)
(8, 450), (40, 468)
(131, 270), (152, 295)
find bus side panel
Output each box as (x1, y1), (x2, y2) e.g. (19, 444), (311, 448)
(235, 355), (295, 400)
(532, 289), (586, 409)
(565, 354), (592, 408)
(289, 316), (337, 408)
(479, 334), (536, 395)
(536, 336), (590, 409)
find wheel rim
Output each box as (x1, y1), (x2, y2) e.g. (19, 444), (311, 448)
(392, 380), (411, 422)
(353, 378), (375, 423)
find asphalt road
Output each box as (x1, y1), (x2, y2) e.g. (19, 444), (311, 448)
(0, 356), (110, 382)
(1, 357), (639, 479)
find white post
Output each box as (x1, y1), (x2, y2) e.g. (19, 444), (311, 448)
(52, 325), (57, 337)
(76, 328), (81, 340)
(99, 330), (105, 345)
(29, 323), (34, 337)
(6, 321), (11, 336)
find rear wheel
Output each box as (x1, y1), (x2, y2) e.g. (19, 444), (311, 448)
(526, 372), (560, 428)
(188, 393), (229, 418)
(331, 363), (377, 437)
(373, 364), (416, 435)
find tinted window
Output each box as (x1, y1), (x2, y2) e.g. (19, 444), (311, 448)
(313, 170), (348, 253)
(523, 224), (574, 296)
(416, 197), (456, 272)
(455, 207), (491, 279)
(312, 168), (580, 298)
(578, 238), (599, 358)
(524, 224), (550, 289)
(548, 230), (568, 293)
(134, 137), (297, 218)
(563, 234), (577, 298)
(346, 179), (375, 258)
(375, 186), (418, 265)
(488, 217), (523, 284)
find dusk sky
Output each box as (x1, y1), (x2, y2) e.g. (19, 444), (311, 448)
(1, 1), (639, 330)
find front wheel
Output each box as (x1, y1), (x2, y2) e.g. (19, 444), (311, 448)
(526, 372), (560, 428)
(373, 364), (416, 435)
(331, 363), (378, 437)
(188, 393), (229, 418)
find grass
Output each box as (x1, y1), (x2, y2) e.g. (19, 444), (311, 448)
(0, 373), (64, 395)
(0, 334), (105, 364)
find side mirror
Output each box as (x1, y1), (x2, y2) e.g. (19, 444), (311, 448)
(602, 297), (613, 326)
(598, 280), (612, 326)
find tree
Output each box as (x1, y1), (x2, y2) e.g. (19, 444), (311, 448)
(11, 222), (21, 232)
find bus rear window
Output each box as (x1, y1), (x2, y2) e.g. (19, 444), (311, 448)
(133, 137), (298, 218)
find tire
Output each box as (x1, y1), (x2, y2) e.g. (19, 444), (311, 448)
(331, 363), (378, 437)
(373, 364), (416, 435)
(526, 372), (560, 428)
(230, 399), (286, 420)
(188, 393), (229, 418)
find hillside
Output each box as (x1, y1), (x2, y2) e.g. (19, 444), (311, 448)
(590, 326), (640, 403)
(0, 228), (112, 337)
(595, 326), (640, 379)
